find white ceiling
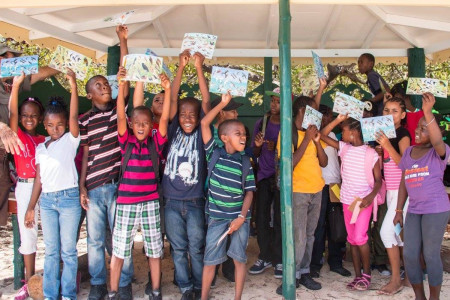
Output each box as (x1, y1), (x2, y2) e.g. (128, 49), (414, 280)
(0, 1), (449, 59)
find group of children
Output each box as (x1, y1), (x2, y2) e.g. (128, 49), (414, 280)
(1, 25), (449, 300)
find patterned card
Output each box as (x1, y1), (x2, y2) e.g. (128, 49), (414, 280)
(209, 66), (249, 97)
(312, 51), (325, 79)
(406, 77), (448, 98)
(299, 68), (319, 95)
(104, 10), (136, 25)
(361, 115), (396, 142)
(302, 105), (323, 130)
(122, 54), (162, 83)
(333, 92), (365, 121)
(106, 75), (119, 99)
(145, 48), (172, 78)
(180, 33), (217, 59)
(0, 55), (38, 78)
(49, 45), (91, 80)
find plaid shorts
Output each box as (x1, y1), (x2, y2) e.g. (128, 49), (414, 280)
(113, 201), (163, 259)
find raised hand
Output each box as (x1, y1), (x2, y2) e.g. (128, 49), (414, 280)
(160, 73), (171, 90)
(12, 72), (25, 88)
(221, 91), (232, 106)
(193, 52), (205, 69)
(65, 68), (77, 87)
(179, 50), (191, 68)
(117, 66), (127, 84)
(116, 25), (128, 41)
(422, 92), (435, 114)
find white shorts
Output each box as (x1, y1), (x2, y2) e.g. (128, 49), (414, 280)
(380, 189), (409, 248)
(15, 181), (39, 255)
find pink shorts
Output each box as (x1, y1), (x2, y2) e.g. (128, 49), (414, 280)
(343, 203), (373, 246)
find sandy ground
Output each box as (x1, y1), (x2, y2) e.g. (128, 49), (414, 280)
(1, 216), (450, 300)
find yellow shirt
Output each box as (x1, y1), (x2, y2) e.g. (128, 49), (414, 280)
(277, 130), (325, 194)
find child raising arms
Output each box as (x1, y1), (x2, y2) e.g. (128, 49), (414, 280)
(25, 69), (81, 300)
(320, 114), (382, 291)
(200, 92), (256, 300)
(108, 69), (171, 300)
(9, 73), (45, 300)
(394, 93), (450, 300)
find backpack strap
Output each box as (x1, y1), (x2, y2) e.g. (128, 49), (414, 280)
(363, 147), (386, 222)
(205, 147), (221, 192)
(241, 155), (251, 192)
(119, 142), (134, 184)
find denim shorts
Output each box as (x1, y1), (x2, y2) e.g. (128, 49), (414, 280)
(204, 218), (249, 265)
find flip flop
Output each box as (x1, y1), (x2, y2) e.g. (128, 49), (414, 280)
(347, 277), (361, 290)
(377, 285), (404, 295)
(354, 273), (371, 291)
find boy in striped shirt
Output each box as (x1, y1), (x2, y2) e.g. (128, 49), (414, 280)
(200, 93), (256, 300)
(108, 69), (171, 300)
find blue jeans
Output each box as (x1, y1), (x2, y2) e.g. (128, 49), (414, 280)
(165, 198), (205, 292)
(40, 187), (81, 300)
(86, 183), (133, 287)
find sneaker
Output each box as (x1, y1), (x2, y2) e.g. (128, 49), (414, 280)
(180, 289), (194, 300)
(148, 289), (162, 300)
(14, 283), (29, 300)
(193, 288), (201, 300)
(88, 284), (108, 300)
(248, 259), (272, 274)
(298, 274), (322, 290)
(274, 264), (283, 279)
(374, 264), (391, 276)
(108, 292), (119, 300)
(330, 266), (352, 277)
(275, 280), (300, 295)
(118, 283), (132, 300)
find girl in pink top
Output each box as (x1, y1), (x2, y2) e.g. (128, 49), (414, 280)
(321, 115), (382, 291)
(376, 97), (411, 295)
(9, 73), (45, 300)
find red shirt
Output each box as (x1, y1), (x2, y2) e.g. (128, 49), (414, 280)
(406, 110), (424, 146)
(13, 128), (45, 178)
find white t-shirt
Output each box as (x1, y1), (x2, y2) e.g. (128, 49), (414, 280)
(321, 132), (341, 185)
(36, 132), (80, 193)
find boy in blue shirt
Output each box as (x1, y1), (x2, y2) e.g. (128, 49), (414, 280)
(200, 93), (256, 300)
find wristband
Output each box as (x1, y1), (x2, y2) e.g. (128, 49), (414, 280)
(395, 209), (403, 213)
(238, 214), (245, 219)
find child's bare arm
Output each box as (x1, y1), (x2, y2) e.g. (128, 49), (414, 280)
(170, 50), (190, 121)
(376, 132), (410, 165)
(116, 25), (130, 99)
(313, 132), (328, 167)
(66, 69), (79, 138)
(25, 164), (42, 228)
(193, 52), (210, 114)
(393, 174), (408, 227)
(158, 74), (171, 138)
(79, 145), (90, 210)
(422, 92), (446, 157)
(133, 81), (144, 107)
(116, 67), (128, 137)
(320, 114), (348, 150)
(8, 73), (25, 133)
(313, 78), (327, 110)
(229, 190), (254, 235)
(201, 92), (231, 144)
(361, 160), (382, 208)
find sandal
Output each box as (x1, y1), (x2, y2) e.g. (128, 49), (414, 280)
(346, 277), (361, 290)
(354, 273), (371, 291)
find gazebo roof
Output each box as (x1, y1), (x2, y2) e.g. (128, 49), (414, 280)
(0, 0), (449, 62)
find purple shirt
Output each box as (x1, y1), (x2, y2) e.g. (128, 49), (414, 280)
(252, 118), (280, 181)
(399, 145), (450, 214)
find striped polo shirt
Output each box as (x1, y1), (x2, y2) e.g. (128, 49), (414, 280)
(79, 100), (127, 191)
(117, 130), (167, 204)
(205, 138), (256, 220)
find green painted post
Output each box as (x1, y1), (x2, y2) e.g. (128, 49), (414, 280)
(107, 45), (121, 75)
(278, 0), (296, 299)
(12, 214), (25, 289)
(264, 57), (273, 112)
(407, 48), (425, 109)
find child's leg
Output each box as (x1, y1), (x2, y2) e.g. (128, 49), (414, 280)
(110, 256), (124, 292)
(234, 260), (246, 300)
(16, 182), (39, 281)
(351, 245), (362, 277)
(40, 194), (61, 300)
(58, 188), (82, 299)
(403, 212), (426, 300)
(422, 211), (449, 300)
(358, 243), (371, 275)
(201, 265), (216, 300)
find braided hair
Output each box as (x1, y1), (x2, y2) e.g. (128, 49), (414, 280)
(45, 96), (68, 120)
